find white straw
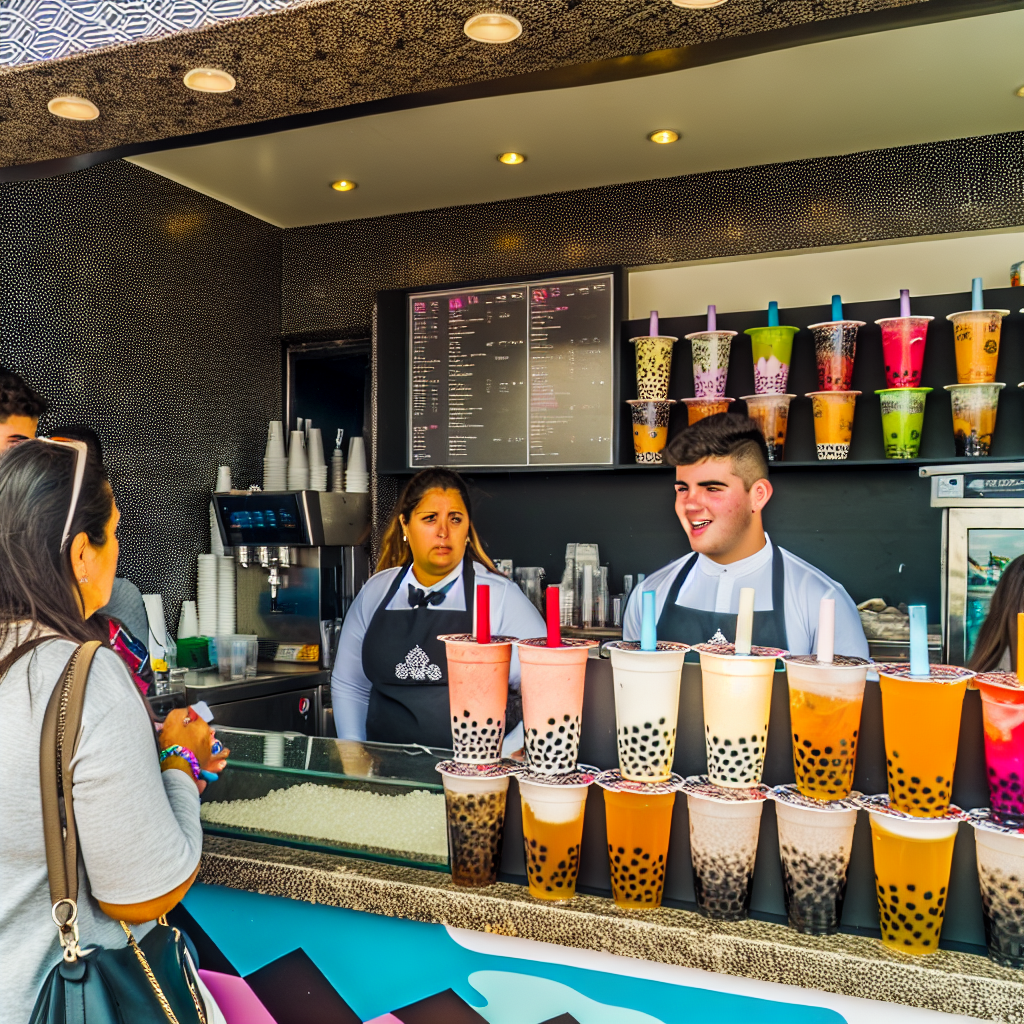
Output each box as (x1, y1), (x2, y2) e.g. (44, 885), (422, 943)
(735, 587), (755, 655)
(818, 597), (835, 664)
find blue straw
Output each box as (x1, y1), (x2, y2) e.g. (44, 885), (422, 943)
(831, 295), (843, 321)
(767, 301), (779, 327)
(908, 605), (929, 676)
(972, 278), (984, 312)
(641, 590), (657, 652)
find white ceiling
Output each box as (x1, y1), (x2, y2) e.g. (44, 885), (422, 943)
(127, 9), (1024, 230)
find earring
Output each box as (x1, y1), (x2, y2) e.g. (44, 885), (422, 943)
(402, 535), (407, 542)
(78, 576), (88, 584)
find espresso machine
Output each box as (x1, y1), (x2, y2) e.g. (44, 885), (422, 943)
(212, 490), (370, 671)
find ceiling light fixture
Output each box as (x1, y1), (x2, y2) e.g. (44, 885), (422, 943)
(331, 180), (357, 192)
(464, 13), (523, 43)
(671, 0), (729, 8)
(1016, 85), (1024, 98)
(183, 67), (236, 93)
(648, 129), (680, 144)
(498, 152), (525, 165)
(47, 95), (99, 120)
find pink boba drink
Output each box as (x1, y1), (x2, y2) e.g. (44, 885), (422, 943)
(976, 673), (1024, 827)
(515, 638), (598, 775)
(877, 316), (932, 389)
(440, 634), (513, 763)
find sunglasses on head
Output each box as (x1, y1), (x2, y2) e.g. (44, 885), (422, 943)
(36, 437), (89, 552)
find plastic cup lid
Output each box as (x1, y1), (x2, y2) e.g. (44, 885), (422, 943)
(855, 793), (967, 823)
(684, 330), (738, 341)
(693, 642), (788, 660)
(973, 671), (1023, 692)
(595, 769), (684, 795)
(968, 808), (1024, 837)
(517, 765), (599, 787)
(437, 633), (516, 646)
(784, 654), (870, 668)
(739, 394), (796, 402)
(626, 399), (677, 407)
(806, 320), (867, 330)
(873, 663), (975, 685)
(514, 637), (599, 650)
(874, 316), (934, 325)
(435, 759), (524, 779)
(681, 774), (768, 803)
(945, 309), (1011, 319)
(605, 640), (689, 653)
(630, 335), (679, 344)
(770, 784), (861, 813)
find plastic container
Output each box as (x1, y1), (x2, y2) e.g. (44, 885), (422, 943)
(215, 634), (258, 681)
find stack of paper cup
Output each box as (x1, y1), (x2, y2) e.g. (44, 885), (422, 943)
(197, 554), (219, 636)
(307, 428), (327, 491)
(264, 421), (287, 491)
(177, 600), (199, 639)
(217, 555), (236, 636)
(287, 430), (310, 491)
(209, 501), (225, 557)
(345, 436), (369, 493)
(215, 465), (232, 492)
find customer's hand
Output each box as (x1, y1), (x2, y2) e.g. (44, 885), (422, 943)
(203, 731), (230, 775)
(161, 708), (214, 767)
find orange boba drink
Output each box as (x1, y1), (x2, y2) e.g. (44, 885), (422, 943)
(947, 310), (1009, 384)
(785, 655), (870, 801)
(864, 795), (963, 955)
(876, 663), (975, 817)
(515, 637), (598, 775)
(440, 634), (514, 763)
(627, 400), (675, 464)
(808, 391), (860, 461)
(682, 397), (734, 425)
(519, 768), (595, 903)
(597, 771), (681, 908)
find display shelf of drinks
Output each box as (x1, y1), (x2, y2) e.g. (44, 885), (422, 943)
(628, 283), (1018, 467)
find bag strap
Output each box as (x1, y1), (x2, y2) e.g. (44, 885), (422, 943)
(39, 640), (102, 956)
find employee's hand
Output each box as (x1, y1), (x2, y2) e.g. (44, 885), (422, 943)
(336, 740), (375, 777)
(160, 708), (214, 767)
(203, 732), (230, 775)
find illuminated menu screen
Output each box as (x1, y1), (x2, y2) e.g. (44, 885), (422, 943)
(408, 273), (615, 467)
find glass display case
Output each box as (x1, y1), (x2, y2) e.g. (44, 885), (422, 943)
(200, 727), (450, 870)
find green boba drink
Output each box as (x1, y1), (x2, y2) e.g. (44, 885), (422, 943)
(877, 387), (931, 459)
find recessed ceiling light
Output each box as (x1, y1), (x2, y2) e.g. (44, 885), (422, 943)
(498, 152), (525, 165)
(464, 13), (523, 43)
(648, 129), (680, 144)
(671, 0), (729, 7)
(1016, 85), (1024, 98)
(331, 180), (357, 192)
(183, 67), (236, 93)
(47, 95), (99, 121)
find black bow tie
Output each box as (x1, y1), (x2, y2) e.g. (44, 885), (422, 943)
(408, 583), (451, 608)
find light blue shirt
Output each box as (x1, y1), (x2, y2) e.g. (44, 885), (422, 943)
(331, 560), (546, 741)
(622, 535), (868, 659)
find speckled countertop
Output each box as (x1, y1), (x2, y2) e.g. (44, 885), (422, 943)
(200, 836), (1024, 1022)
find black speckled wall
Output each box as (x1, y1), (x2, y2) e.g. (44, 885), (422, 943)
(0, 158), (281, 625)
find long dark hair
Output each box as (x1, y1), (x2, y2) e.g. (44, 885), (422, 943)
(0, 440), (114, 667)
(376, 468), (494, 573)
(969, 555), (1024, 672)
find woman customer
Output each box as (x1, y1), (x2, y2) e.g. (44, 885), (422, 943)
(969, 554), (1024, 672)
(0, 439), (225, 1020)
(331, 467), (544, 749)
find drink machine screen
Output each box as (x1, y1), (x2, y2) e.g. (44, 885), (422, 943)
(215, 494), (309, 546)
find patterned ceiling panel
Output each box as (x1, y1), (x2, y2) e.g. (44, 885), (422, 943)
(0, 0), (942, 171)
(0, 0), (311, 67)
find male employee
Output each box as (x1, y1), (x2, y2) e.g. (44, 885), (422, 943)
(623, 414), (868, 657)
(0, 367), (47, 449)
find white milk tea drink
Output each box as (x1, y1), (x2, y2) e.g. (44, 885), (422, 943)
(606, 641), (689, 782)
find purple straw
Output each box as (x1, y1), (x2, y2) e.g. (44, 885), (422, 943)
(900, 289), (911, 318)
(707, 305), (717, 332)
(650, 310), (659, 337)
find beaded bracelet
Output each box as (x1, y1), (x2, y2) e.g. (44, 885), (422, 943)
(160, 745), (202, 781)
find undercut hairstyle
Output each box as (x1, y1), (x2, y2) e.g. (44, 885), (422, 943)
(664, 413), (770, 489)
(0, 367), (48, 422)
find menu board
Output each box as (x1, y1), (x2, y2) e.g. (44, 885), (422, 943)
(408, 272), (615, 467)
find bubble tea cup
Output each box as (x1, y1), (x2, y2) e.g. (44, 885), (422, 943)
(597, 771), (682, 909)
(946, 309), (1009, 384)
(876, 663), (975, 817)
(970, 811), (1024, 968)
(696, 643), (788, 788)
(877, 387), (931, 459)
(440, 634), (514, 763)
(682, 397), (734, 425)
(631, 335), (678, 400)
(606, 641), (688, 782)
(808, 391), (861, 461)
(686, 330), (736, 398)
(627, 399), (675, 464)
(772, 786), (859, 935)
(515, 637), (598, 775)
(877, 316), (932, 389)
(745, 325), (799, 394)
(809, 319), (864, 391)
(518, 768), (595, 903)
(683, 776), (767, 921)
(742, 394), (794, 462)
(975, 672), (1024, 827)
(945, 382), (1004, 457)
(784, 654), (870, 801)
(436, 760), (519, 888)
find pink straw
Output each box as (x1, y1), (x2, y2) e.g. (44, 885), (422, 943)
(707, 305), (717, 332)
(900, 289), (911, 318)
(545, 586), (561, 647)
(476, 585), (491, 644)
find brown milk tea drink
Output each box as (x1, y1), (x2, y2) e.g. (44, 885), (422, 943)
(606, 641), (689, 781)
(682, 776), (767, 920)
(436, 760), (521, 887)
(771, 786), (860, 935)
(969, 810), (1024, 968)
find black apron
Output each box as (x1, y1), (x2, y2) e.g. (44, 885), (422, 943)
(362, 555), (474, 747)
(655, 544), (789, 650)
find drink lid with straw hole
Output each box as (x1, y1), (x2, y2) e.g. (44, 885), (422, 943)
(770, 784), (861, 814)
(518, 765), (598, 787)
(681, 775), (768, 803)
(693, 642), (787, 659)
(514, 637), (597, 650)
(968, 808), (1024, 837)
(604, 640), (689, 654)
(784, 654), (870, 668)
(437, 633), (515, 646)
(595, 769), (684, 795)
(855, 793), (968, 823)
(873, 663), (975, 685)
(435, 759), (523, 779)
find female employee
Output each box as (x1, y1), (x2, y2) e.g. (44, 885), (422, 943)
(969, 555), (1024, 671)
(331, 467), (545, 747)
